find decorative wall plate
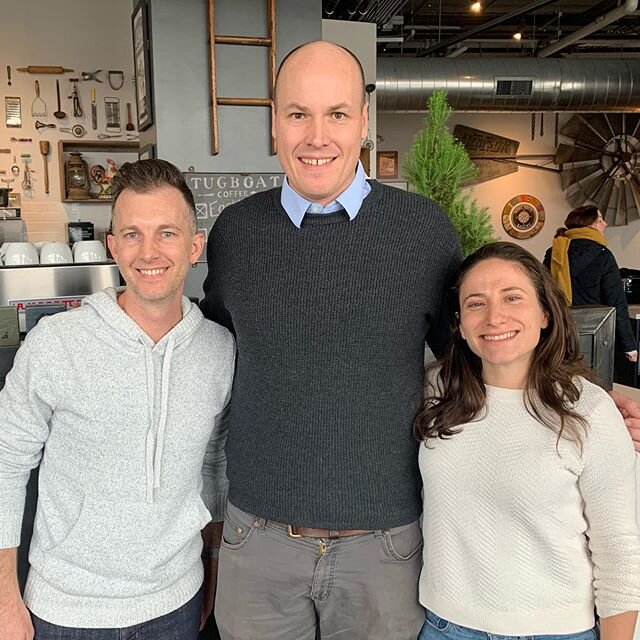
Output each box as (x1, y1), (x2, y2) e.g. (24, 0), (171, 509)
(502, 194), (545, 239)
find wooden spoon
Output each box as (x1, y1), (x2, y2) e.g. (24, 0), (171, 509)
(39, 141), (50, 194)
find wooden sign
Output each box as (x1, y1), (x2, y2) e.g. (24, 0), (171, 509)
(454, 124), (520, 185)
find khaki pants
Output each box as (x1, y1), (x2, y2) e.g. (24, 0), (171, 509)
(215, 502), (424, 640)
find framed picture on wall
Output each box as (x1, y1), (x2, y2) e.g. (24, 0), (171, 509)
(132, 0), (154, 131)
(139, 144), (156, 161)
(377, 151), (399, 179)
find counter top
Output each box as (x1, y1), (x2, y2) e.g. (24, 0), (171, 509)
(629, 305), (640, 320)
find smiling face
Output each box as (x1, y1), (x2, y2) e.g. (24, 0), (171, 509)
(272, 42), (368, 206)
(107, 186), (203, 312)
(458, 258), (549, 389)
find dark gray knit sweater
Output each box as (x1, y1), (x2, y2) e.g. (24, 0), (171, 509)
(201, 180), (461, 529)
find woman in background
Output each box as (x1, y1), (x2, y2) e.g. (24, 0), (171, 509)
(414, 242), (640, 640)
(544, 204), (637, 363)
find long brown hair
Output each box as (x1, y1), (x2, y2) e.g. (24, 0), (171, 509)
(413, 242), (590, 447)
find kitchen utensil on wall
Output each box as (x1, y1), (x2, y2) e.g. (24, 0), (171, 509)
(108, 70), (124, 90)
(0, 149), (10, 154)
(39, 141), (50, 195)
(97, 133), (137, 140)
(10, 137), (32, 143)
(69, 79), (82, 117)
(35, 120), (56, 131)
(5, 97), (21, 128)
(53, 80), (66, 119)
(104, 97), (121, 133)
(21, 155), (34, 198)
(81, 70), (102, 83)
(59, 124), (87, 138)
(6, 66), (11, 86)
(10, 157), (19, 177)
(91, 88), (98, 130)
(31, 81), (47, 117)
(17, 66), (74, 74)
(125, 103), (135, 131)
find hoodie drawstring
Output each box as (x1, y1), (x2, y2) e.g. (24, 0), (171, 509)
(153, 335), (175, 489)
(143, 335), (176, 501)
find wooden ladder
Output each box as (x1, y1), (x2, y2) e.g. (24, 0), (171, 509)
(207, 0), (277, 155)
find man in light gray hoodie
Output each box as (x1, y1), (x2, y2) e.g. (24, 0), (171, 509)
(0, 159), (235, 639)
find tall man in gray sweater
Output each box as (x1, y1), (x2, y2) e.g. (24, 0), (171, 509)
(0, 160), (235, 639)
(202, 41), (640, 640)
(201, 41), (459, 640)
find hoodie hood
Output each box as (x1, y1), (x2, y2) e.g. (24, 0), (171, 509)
(82, 287), (205, 501)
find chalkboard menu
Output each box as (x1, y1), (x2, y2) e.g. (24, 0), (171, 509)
(184, 173), (284, 261)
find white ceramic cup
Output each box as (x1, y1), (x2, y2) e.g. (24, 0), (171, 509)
(72, 240), (107, 263)
(3, 242), (39, 265)
(40, 242), (74, 264)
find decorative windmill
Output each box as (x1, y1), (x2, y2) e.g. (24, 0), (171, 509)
(555, 114), (640, 226)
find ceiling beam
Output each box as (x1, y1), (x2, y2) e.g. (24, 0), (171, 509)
(417, 0), (559, 57)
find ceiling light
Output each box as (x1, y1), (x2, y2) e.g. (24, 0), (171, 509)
(513, 30), (522, 40)
(470, 1), (482, 12)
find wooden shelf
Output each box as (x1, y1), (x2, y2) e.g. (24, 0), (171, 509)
(58, 140), (139, 202)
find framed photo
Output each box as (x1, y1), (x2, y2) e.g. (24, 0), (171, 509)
(377, 151), (399, 179)
(132, 0), (154, 131)
(139, 144), (156, 161)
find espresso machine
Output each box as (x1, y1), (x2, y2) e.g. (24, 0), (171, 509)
(0, 189), (23, 242)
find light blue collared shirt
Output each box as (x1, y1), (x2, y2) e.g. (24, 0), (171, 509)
(280, 161), (372, 228)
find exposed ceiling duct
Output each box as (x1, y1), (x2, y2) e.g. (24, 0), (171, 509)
(376, 58), (640, 112)
(537, 0), (639, 58)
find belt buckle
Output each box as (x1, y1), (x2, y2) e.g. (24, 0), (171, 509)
(287, 524), (303, 538)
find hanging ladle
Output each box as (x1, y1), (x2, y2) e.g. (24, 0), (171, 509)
(10, 155), (19, 177)
(53, 80), (66, 119)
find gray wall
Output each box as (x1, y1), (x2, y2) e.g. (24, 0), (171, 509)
(144, 0), (322, 297)
(146, 0), (322, 171)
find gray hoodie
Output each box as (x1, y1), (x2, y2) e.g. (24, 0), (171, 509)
(0, 288), (235, 627)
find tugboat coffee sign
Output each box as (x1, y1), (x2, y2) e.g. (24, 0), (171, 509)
(184, 172), (284, 245)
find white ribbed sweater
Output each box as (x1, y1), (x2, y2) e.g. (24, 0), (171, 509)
(419, 378), (640, 635)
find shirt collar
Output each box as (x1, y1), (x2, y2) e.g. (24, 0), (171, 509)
(280, 161), (370, 228)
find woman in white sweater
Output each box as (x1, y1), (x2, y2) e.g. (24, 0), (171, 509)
(414, 242), (640, 640)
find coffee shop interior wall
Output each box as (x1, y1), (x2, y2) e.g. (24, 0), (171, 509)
(1, 0), (137, 237)
(378, 111), (640, 270)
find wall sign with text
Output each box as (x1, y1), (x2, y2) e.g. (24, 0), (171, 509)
(184, 172), (284, 262)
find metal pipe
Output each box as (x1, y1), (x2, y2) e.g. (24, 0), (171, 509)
(538, 0), (639, 57)
(418, 0), (557, 56)
(376, 57), (640, 112)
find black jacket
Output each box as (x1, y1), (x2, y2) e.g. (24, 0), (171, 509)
(544, 239), (636, 353)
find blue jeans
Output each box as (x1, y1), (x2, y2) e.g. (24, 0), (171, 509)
(31, 588), (202, 640)
(419, 610), (599, 640)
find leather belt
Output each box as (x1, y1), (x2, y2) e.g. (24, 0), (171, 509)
(272, 522), (375, 539)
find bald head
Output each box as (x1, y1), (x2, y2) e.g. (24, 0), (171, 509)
(274, 41), (366, 108)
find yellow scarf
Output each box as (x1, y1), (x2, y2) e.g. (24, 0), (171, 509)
(550, 227), (607, 305)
